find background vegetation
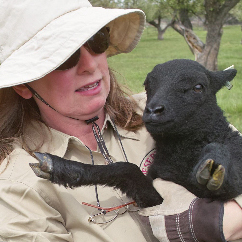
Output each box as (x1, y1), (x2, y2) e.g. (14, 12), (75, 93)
(92, 0), (241, 70)
(108, 25), (242, 131)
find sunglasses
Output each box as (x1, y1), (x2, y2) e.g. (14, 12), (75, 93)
(56, 27), (110, 71)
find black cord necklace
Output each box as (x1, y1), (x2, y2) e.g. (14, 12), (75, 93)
(25, 84), (130, 209)
(85, 116), (113, 165)
(85, 116), (129, 209)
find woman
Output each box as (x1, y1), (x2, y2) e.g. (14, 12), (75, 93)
(0, 1), (241, 241)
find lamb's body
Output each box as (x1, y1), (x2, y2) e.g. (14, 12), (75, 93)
(143, 59), (241, 201)
(31, 59), (241, 207)
(148, 121), (242, 200)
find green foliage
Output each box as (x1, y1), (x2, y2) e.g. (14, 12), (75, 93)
(108, 25), (242, 131)
(89, 0), (121, 8)
(137, 1), (170, 22)
(124, 0), (205, 23)
(166, 0), (204, 14)
(230, 1), (242, 21)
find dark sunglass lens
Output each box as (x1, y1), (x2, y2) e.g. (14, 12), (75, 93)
(87, 27), (110, 54)
(56, 48), (80, 71)
(56, 27), (109, 71)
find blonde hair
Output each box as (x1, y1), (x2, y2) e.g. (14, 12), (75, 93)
(0, 69), (143, 163)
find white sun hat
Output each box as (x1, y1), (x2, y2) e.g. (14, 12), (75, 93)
(0, 0), (145, 88)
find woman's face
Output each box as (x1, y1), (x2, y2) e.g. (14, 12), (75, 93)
(28, 46), (110, 123)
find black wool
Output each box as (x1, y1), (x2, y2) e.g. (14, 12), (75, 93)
(33, 59), (241, 207)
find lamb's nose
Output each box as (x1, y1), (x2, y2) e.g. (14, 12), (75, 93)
(145, 105), (165, 115)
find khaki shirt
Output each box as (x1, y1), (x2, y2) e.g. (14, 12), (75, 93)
(0, 93), (158, 242)
(0, 92), (241, 242)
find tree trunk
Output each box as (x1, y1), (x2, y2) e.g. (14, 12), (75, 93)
(149, 15), (171, 40)
(179, 8), (193, 30)
(171, 0), (240, 71)
(196, 23), (222, 70)
(171, 21), (205, 60)
(157, 26), (165, 40)
(199, 0), (240, 70)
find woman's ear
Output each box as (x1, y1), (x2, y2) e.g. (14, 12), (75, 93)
(13, 84), (33, 99)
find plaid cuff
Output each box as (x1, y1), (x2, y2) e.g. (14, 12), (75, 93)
(165, 198), (227, 242)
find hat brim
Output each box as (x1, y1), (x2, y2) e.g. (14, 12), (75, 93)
(0, 7), (145, 88)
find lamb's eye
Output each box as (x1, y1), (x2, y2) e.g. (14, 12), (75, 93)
(193, 84), (203, 93)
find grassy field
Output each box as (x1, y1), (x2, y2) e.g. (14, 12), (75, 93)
(108, 25), (242, 131)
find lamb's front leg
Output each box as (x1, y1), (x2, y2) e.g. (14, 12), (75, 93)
(30, 153), (163, 208)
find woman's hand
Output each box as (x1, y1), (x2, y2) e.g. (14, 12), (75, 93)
(223, 199), (242, 241)
(140, 178), (242, 242)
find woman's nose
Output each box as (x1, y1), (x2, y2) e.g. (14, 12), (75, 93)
(76, 46), (98, 74)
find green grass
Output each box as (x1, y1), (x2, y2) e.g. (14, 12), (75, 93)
(108, 25), (242, 131)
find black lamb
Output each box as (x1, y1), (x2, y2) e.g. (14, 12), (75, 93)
(30, 59), (242, 207)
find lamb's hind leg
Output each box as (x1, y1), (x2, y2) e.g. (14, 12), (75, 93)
(30, 152), (163, 208)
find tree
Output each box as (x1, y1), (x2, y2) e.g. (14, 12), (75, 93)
(130, 0), (240, 70)
(148, 15), (171, 40)
(91, 0), (240, 70)
(198, 0), (240, 70)
(230, 1), (242, 44)
(145, 1), (172, 40)
(167, 0), (204, 30)
(132, 0), (173, 40)
(230, 0), (242, 22)
(171, 0), (240, 70)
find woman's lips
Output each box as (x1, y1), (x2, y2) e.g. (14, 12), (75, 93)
(76, 80), (100, 92)
(75, 80), (102, 96)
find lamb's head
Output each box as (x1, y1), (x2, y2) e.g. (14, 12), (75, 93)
(143, 59), (237, 136)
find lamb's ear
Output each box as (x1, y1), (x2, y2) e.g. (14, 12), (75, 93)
(209, 68), (237, 94)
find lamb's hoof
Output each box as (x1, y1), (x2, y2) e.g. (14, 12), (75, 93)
(196, 159), (213, 185)
(196, 159), (225, 191)
(29, 152), (53, 180)
(207, 165), (225, 190)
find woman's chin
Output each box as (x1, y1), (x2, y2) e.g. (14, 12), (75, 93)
(74, 107), (105, 122)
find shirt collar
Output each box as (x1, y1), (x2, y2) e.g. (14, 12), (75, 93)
(24, 114), (140, 158)
(23, 121), (72, 158)
(103, 115), (139, 141)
